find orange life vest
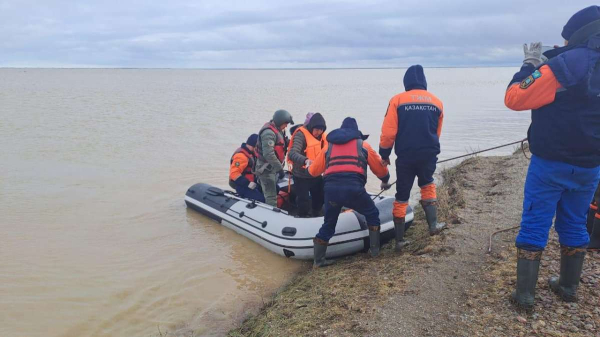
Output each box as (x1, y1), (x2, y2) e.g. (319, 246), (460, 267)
(324, 139), (368, 177)
(230, 147), (255, 183)
(257, 122), (286, 164)
(286, 126), (328, 169)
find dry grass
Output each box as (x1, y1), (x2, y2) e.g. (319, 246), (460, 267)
(228, 160), (472, 337)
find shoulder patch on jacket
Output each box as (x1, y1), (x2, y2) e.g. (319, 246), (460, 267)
(520, 74), (536, 89)
(519, 70), (542, 89)
(234, 162), (240, 167)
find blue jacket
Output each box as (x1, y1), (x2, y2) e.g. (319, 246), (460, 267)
(506, 40), (600, 168)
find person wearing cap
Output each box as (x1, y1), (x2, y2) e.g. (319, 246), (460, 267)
(229, 134), (265, 202)
(255, 109), (295, 207)
(287, 113), (328, 217)
(379, 65), (446, 253)
(504, 6), (600, 310)
(307, 117), (391, 267)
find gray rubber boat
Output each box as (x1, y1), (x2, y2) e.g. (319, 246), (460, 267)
(185, 183), (414, 260)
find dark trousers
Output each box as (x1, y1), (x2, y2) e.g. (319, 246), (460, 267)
(294, 176), (324, 216)
(316, 180), (380, 242)
(395, 156), (437, 202)
(235, 184), (265, 203)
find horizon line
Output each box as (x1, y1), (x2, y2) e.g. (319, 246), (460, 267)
(1, 65), (519, 70)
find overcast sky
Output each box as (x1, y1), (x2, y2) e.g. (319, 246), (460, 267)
(0, 0), (594, 68)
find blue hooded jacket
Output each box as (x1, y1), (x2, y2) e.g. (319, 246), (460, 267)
(509, 9), (600, 168)
(403, 65), (427, 91)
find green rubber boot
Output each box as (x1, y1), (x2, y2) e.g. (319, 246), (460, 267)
(313, 238), (335, 268)
(510, 249), (542, 311)
(421, 201), (446, 236)
(549, 246), (586, 302)
(368, 226), (381, 257)
(394, 217), (410, 252)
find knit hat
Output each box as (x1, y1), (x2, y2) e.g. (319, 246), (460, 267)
(304, 112), (315, 125)
(246, 134), (259, 147)
(403, 65), (428, 91)
(306, 112), (326, 132)
(562, 6), (600, 41)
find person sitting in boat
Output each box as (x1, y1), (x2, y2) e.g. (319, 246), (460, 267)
(229, 134), (265, 202)
(287, 112), (328, 217)
(308, 117), (392, 267)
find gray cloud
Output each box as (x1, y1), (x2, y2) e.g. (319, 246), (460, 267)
(0, 0), (593, 68)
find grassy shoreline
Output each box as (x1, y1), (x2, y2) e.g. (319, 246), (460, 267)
(228, 152), (600, 336)
(228, 157), (470, 336)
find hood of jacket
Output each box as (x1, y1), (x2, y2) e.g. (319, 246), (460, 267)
(403, 65), (427, 91)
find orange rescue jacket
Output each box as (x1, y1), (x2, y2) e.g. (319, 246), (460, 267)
(286, 126), (328, 170)
(229, 147), (255, 184)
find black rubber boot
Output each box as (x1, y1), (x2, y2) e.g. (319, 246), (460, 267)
(421, 201), (446, 236)
(394, 217), (410, 252)
(313, 238), (335, 268)
(368, 226), (381, 257)
(549, 246), (586, 302)
(589, 215), (600, 250)
(510, 249), (542, 311)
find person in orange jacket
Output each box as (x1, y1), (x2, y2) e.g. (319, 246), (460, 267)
(229, 134), (265, 202)
(379, 65), (446, 252)
(308, 117), (392, 267)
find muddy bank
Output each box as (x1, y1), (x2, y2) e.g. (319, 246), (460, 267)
(228, 153), (599, 337)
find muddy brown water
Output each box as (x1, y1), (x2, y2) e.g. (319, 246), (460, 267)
(1, 68), (529, 337)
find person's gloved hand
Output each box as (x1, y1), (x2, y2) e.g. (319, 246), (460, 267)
(248, 182), (257, 190)
(380, 181), (393, 191)
(523, 42), (543, 68)
(381, 158), (390, 166)
(304, 159), (312, 168)
(278, 170), (285, 180)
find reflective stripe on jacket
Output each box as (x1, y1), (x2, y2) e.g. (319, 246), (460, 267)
(379, 89), (444, 160)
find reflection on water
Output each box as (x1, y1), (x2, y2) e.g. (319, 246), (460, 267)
(0, 67), (528, 337)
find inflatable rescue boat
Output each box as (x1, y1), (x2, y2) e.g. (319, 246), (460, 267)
(184, 181), (414, 260)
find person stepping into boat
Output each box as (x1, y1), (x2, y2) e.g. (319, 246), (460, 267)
(287, 112), (328, 217)
(228, 134), (265, 203)
(308, 117), (391, 267)
(379, 64), (446, 253)
(255, 110), (294, 207)
(504, 5), (600, 310)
